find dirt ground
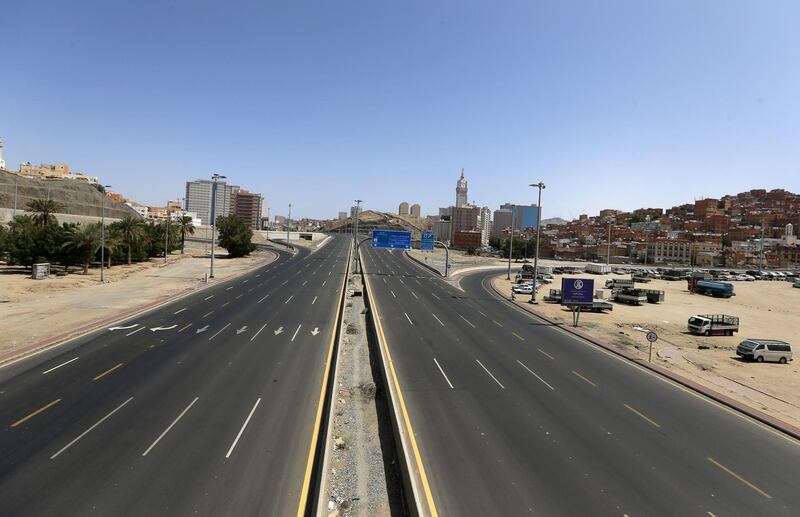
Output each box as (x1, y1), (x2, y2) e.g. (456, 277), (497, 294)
(494, 273), (800, 428)
(0, 241), (280, 357)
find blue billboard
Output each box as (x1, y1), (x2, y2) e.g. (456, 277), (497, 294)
(561, 278), (594, 305)
(421, 231), (435, 251)
(372, 230), (412, 249)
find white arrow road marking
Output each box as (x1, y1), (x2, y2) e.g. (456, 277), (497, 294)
(274, 326), (284, 336)
(196, 325), (209, 334)
(209, 323), (231, 341)
(291, 324), (302, 342)
(236, 326), (248, 335)
(126, 327), (145, 337)
(251, 324), (267, 342)
(150, 325), (177, 332)
(109, 324), (138, 331)
(311, 327), (320, 336)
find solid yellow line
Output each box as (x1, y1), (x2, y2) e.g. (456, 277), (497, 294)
(295, 244), (350, 517)
(11, 399), (61, 428)
(538, 348), (554, 360)
(93, 363), (123, 381)
(707, 456), (772, 499)
(512, 332), (525, 341)
(177, 323), (192, 333)
(363, 253), (439, 516)
(572, 370), (597, 387)
(624, 403), (661, 428)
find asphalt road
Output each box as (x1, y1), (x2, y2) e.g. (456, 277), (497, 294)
(361, 246), (800, 517)
(0, 235), (349, 516)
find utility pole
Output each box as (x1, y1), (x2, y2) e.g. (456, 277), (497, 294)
(100, 185), (111, 282)
(164, 210), (170, 263)
(607, 218), (612, 266)
(530, 182), (545, 304)
(354, 199), (362, 273)
(506, 206), (515, 280)
(759, 221), (765, 272)
(13, 176), (18, 217)
(287, 203), (292, 248)
(266, 206), (270, 242)
(210, 173), (226, 279)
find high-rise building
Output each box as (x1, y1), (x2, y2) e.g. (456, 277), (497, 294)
(492, 207), (513, 238)
(450, 205), (480, 241)
(231, 189), (264, 229)
(399, 202), (409, 215)
(500, 203), (540, 230)
(410, 203), (421, 218)
(456, 168), (468, 208)
(478, 207), (491, 247)
(185, 179), (240, 226)
(338, 211), (347, 220)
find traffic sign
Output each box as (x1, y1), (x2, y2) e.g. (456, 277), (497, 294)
(421, 231), (435, 251)
(646, 331), (658, 343)
(372, 230), (412, 249)
(561, 277), (594, 305)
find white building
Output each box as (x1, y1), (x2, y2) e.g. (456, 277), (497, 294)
(0, 140), (6, 170)
(126, 202), (148, 218)
(478, 207), (491, 247)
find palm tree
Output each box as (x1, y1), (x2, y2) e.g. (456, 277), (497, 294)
(27, 199), (65, 227)
(177, 215), (195, 254)
(103, 227), (122, 268)
(114, 215), (147, 265)
(62, 223), (101, 274)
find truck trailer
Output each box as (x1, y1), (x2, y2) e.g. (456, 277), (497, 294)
(586, 264), (612, 275)
(688, 314), (740, 336)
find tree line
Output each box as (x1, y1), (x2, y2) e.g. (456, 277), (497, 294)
(0, 199), (256, 274)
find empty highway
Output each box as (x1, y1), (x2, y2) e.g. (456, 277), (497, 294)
(361, 245), (800, 516)
(0, 235), (349, 516)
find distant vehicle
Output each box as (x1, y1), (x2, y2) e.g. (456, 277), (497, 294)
(605, 278), (635, 289)
(736, 339), (792, 363)
(585, 264), (612, 274)
(690, 279), (735, 298)
(688, 314), (739, 336)
(734, 274), (754, 281)
(662, 269), (690, 281)
(612, 269), (627, 275)
(566, 301), (613, 313)
(793, 280), (800, 288)
(612, 288), (648, 305)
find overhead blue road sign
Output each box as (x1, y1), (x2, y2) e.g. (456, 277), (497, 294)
(372, 230), (412, 250)
(561, 277), (594, 305)
(421, 231), (435, 251)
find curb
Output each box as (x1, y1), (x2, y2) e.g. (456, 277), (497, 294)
(0, 249), (282, 369)
(487, 275), (800, 441)
(403, 250), (444, 277)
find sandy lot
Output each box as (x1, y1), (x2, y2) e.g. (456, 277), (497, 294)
(0, 241), (280, 358)
(494, 273), (800, 427)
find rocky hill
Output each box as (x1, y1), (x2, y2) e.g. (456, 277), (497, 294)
(0, 169), (139, 223)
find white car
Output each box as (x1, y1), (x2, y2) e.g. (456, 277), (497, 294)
(734, 274), (754, 281)
(513, 285), (533, 294)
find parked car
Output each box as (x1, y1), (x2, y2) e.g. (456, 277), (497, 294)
(793, 280), (800, 288)
(734, 274), (755, 281)
(736, 339), (793, 364)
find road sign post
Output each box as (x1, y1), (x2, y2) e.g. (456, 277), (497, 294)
(646, 331), (658, 362)
(561, 277), (594, 327)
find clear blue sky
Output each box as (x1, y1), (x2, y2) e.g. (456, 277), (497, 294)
(2, 1), (798, 221)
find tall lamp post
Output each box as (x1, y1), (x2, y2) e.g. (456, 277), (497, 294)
(266, 206), (270, 242)
(286, 203), (292, 248)
(100, 185), (112, 282)
(506, 206), (515, 280)
(353, 199), (362, 272)
(530, 182), (545, 304)
(210, 173), (226, 279)
(607, 217), (613, 266)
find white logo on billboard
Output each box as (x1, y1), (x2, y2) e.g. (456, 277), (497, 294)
(574, 279), (583, 290)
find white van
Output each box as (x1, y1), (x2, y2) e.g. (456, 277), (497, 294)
(736, 339), (793, 364)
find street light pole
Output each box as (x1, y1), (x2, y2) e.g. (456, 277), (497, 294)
(266, 207), (270, 242)
(506, 206), (515, 280)
(287, 203), (292, 248)
(530, 182), (545, 304)
(164, 209), (170, 263)
(607, 218), (612, 266)
(13, 176), (18, 217)
(210, 173), (226, 279)
(354, 199), (362, 273)
(100, 184), (111, 282)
